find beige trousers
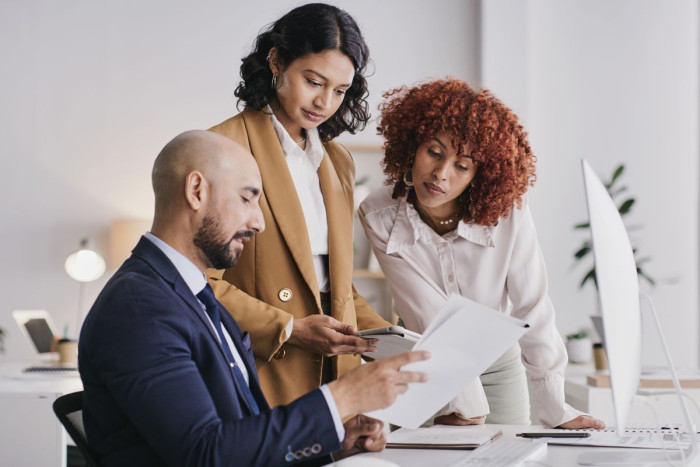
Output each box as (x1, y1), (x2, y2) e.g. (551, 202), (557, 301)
(481, 345), (531, 424)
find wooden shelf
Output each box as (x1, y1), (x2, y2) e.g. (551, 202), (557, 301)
(353, 269), (385, 279)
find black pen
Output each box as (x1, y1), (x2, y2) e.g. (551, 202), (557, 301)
(516, 432), (591, 439)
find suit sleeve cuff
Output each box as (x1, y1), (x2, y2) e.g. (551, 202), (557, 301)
(283, 317), (293, 342)
(320, 384), (345, 442)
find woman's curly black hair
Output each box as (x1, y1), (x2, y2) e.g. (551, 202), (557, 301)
(234, 3), (371, 142)
(378, 78), (537, 226)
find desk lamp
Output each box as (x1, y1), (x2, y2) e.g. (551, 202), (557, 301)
(64, 238), (105, 338)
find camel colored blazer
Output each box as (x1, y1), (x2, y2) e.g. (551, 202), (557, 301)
(207, 108), (389, 407)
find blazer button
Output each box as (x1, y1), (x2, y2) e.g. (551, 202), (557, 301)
(311, 443), (321, 454)
(278, 288), (293, 302)
(273, 348), (286, 359)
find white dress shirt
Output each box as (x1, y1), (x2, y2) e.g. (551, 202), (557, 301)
(143, 232), (345, 439)
(268, 109), (330, 293)
(358, 186), (583, 427)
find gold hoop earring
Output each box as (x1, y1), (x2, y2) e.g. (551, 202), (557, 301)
(403, 172), (414, 187)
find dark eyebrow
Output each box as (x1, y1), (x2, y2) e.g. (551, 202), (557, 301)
(430, 136), (448, 150)
(244, 186), (260, 197)
(305, 70), (352, 88)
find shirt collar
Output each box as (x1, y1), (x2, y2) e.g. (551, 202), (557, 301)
(386, 196), (495, 254)
(267, 106), (324, 169)
(144, 232), (207, 295)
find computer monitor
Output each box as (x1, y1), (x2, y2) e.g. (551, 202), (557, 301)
(579, 160), (697, 464)
(581, 160), (641, 436)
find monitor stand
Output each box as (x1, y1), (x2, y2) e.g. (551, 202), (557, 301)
(578, 293), (698, 466)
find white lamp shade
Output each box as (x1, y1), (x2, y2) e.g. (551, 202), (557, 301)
(64, 248), (106, 282)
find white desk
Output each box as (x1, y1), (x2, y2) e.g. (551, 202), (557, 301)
(0, 361), (82, 467)
(356, 424), (700, 467)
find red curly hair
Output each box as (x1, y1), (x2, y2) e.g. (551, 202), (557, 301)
(378, 78), (536, 226)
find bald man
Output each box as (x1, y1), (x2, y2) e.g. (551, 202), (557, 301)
(78, 130), (429, 467)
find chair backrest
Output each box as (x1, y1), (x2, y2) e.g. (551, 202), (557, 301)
(52, 391), (100, 467)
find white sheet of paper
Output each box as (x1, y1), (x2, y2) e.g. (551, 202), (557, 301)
(365, 294), (529, 428)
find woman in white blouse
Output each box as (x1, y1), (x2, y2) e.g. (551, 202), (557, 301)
(359, 78), (605, 429)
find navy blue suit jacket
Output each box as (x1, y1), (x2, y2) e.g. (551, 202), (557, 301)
(79, 237), (340, 466)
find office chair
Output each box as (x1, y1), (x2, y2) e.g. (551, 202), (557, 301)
(52, 391), (101, 467)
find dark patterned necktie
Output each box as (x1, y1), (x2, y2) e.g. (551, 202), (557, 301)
(197, 284), (260, 415)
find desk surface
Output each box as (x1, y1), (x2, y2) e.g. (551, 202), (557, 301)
(0, 360), (82, 394)
(354, 424), (700, 467)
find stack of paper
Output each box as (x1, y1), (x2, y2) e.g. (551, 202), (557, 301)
(387, 425), (503, 449)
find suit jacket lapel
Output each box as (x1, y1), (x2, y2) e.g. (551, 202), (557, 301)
(318, 150), (353, 321)
(243, 109), (319, 298)
(132, 237), (213, 333)
(132, 236), (266, 414)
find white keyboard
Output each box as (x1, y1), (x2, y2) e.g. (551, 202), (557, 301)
(450, 439), (547, 467)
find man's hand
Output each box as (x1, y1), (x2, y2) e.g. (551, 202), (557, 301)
(333, 415), (386, 460)
(328, 350), (430, 418)
(434, 413), (486, 426)
(557, 414), (606, 430)
(287, 314), (378, 356)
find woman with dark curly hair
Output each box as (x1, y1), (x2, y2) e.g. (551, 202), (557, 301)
(359, 78), (605, 429)
(207, 3), (390, 412)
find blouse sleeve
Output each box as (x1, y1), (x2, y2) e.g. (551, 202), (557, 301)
(506, 201), (584, 427)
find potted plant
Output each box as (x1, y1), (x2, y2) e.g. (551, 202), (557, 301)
(573, 163), (655, 291)
(572, 163), (655, 350)
(565, 330), (592, 363)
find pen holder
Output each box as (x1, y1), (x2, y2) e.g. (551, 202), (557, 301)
(593, 342), (608, 370)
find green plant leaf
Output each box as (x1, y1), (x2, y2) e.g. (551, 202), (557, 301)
(608, 164), (625, 187)
(638, 270), (656, 286)
(618, 198), (635, 215)
(355, 176), (369, 186)
(580, 268), (596, 288)
(610, 186), (628, 197)
(574, 222), (590, 230)
(574, 245), (591, 259)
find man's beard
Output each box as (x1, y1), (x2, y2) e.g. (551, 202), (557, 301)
(193, 212), (253, 270)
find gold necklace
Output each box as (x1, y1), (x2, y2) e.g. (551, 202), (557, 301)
(437, 215), (458, 226)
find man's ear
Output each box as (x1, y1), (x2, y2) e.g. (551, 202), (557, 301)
(184, 170), (207, 211)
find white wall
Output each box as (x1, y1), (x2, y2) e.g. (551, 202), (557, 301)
(0, 0), (480, 360)
(3, 0), (697, 371)
(483, 0), (699, 368)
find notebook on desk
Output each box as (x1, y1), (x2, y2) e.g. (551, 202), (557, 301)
(386, 425), (503, 450)
(12, 310), (78, 373)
